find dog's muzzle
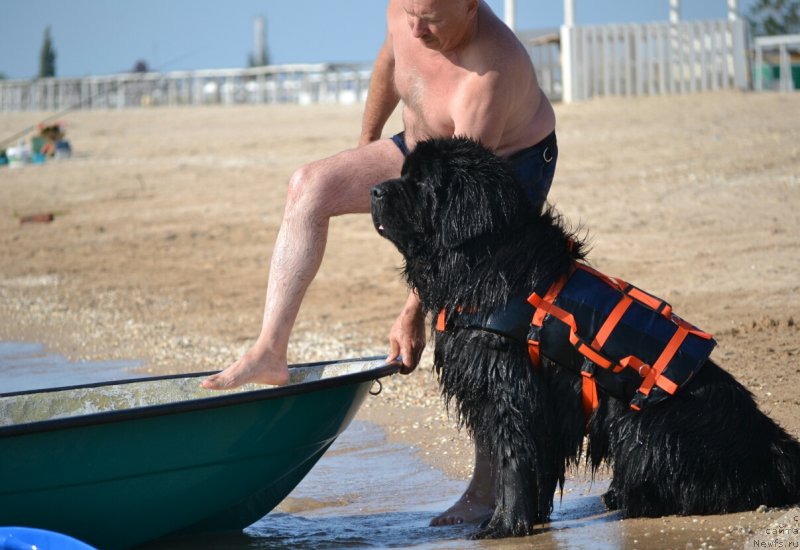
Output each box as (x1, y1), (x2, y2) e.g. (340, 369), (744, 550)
(370, 184), (388, 235)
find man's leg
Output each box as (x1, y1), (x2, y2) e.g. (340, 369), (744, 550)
(203, 139), (404, 389)
(431, 440), (495, 525)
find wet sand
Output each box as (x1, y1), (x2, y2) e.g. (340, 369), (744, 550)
(2, 92), (800, 547)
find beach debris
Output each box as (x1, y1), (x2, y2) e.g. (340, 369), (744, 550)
(19, 212), (55, 225)
(36, 122), (72, 160)
(1, 122), (72, 168)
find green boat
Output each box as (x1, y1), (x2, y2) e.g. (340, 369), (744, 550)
(0, 357), (399, 549)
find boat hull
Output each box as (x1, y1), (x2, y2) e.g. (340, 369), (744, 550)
(0, 358), (397, 549)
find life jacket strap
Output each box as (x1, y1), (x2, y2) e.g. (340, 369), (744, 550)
(527, 324), (542, 367)
(580, 358), (600, 421)
(436, 309), (447, 332)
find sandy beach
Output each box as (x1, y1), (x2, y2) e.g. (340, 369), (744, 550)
(2, 91), (799, 547)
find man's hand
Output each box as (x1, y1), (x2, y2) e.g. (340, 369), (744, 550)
(387, 292), (427, 374)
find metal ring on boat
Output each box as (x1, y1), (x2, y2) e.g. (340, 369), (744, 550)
(369, 379), (383, 396)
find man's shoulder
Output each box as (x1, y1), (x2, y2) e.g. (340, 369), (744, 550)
(386, 0), (403, 26)
(470, 9), (532, 72)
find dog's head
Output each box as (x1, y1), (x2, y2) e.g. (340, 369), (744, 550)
(371, 137), (530, 261)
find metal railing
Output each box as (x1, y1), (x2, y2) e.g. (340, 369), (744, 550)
(0, 63), (371, 112)
(0, 20), (762, 111)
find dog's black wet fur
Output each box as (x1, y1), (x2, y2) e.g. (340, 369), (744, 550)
(371, 137), (800, 539)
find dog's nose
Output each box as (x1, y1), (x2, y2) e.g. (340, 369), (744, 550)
(371, 185), (386, 199)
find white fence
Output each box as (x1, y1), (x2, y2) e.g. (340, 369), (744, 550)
(0, 20), (757, 111)
(754, 34), (800, 92)
(559, 18), (750, 102)
(0, 63), (371, 112)
(521, 29), (563, 101)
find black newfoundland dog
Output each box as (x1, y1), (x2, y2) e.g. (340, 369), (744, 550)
(370, 137), (800, 539)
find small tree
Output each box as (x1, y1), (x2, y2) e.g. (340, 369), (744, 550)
(132, 60), (150, 73)
(747, 0), (800, 36)
(39, 26), (57, 78)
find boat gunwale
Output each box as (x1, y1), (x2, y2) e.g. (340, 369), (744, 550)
(0, 356), (400, 438)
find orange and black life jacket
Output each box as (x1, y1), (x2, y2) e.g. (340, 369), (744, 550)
(436, 262), (716, 421)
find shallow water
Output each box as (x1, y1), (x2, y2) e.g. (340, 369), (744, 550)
(0, 341), (143, 394)
(2, 341), (624, 549)
(148, 420), (620, 550)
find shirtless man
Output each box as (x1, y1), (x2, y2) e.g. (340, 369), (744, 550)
(203, 0), (557, 527)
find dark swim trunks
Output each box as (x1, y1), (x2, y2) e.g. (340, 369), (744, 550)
(391, 131), (558, 209)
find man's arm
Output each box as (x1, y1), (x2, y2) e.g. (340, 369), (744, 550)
(451, 71), (512, 150)
(360, 34), (400, 146)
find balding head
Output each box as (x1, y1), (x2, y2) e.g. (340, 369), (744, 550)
(401, 0), (479, 51)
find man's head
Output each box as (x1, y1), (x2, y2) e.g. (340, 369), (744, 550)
(401, 0), (479, 51)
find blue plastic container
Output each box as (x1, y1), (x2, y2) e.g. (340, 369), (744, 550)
(0, 527), (97, 550)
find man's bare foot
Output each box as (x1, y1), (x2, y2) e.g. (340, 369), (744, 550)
(201, 347), (289, 390)
(430, 489), (495, 526)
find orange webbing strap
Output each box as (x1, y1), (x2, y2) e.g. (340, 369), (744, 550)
(637, 325), (688, 397)
(591, 294), (633, 350)
(527, 339), (541, 366)
(617, 355), (651, 377)
(671, 314), (715, 341)
(625, 286), (673, 317)
(581, 372), (599, 420)
(436, 309), (447, 332)
(531, 276), (570, 327)
(575, 263), (676, 319)
(571, 337), (615, 370)
(574, 263), (628, 293)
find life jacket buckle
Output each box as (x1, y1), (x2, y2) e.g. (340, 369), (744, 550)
(580, 357), (596, 377)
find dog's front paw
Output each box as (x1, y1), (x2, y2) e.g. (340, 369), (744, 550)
(471, 510), (537, 539)
(602, 488), (619, 510)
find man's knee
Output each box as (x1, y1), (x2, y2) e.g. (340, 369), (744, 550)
(286, 161), (335, 215)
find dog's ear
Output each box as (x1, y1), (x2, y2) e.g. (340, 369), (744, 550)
(439, 181), (501, 248)
(428, 138), (524, 249)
